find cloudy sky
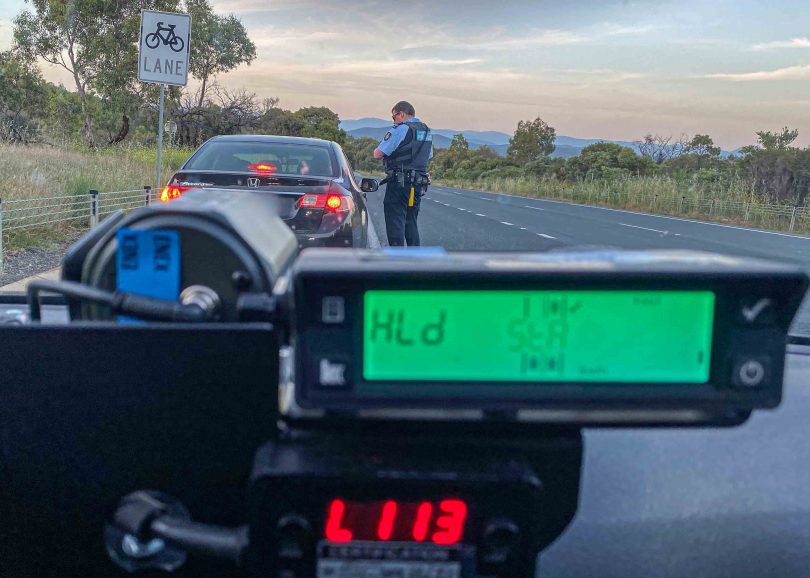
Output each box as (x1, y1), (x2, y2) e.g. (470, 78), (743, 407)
(2, 0), (810, 148)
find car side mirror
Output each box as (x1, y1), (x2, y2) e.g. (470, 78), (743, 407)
(360, 178), (379, 193)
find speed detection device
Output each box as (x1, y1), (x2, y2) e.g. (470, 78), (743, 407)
(290, 248), (806, 425)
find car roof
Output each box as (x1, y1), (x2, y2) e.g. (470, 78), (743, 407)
(205, 134), (336, 147)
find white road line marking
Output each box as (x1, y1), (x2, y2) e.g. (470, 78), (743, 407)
(619, 223), (680, 236)
(476, 213), (486, 217)
(520, 227), (527, 230)
(480, 198), (493, 201)
(537, 233), (556, 239)
(523, 205), (544, 210)
(501, 221), (514, 226)
(620, 223), (667, 233)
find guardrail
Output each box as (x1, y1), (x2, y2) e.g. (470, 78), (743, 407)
(0, 186), (154, 274)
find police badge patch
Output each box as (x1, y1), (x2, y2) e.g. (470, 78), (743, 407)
(383, 132), (391, 141)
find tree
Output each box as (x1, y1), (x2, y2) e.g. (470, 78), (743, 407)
(523, 157), (556, 178)
(429, 134), (470, 178)
(43, 83), (86, 143)
(445, 134), (471, 164)
(186, 0), (256, 108)
(684, 134), (721, 157)
(636, 133), (686, 164)
(475, 145), (500, 160)
(448, 133), (470, 155)
(294, 106), (340, 128)
(739, 128), (806, 202)
(343, 136), (379, 173)
(13, 0), (179, 147)
(0, 50), (47, 142)
(261, 108), (305, 137)
(294, 107), (346, 143)
(755, 127), (798, 151)
(507, 117), (556, 164)
(566, 142), (656, 180)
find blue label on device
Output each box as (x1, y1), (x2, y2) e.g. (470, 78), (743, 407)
(116, 228), (181, 312)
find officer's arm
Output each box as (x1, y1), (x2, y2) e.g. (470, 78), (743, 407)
(374, 126), (407, 159)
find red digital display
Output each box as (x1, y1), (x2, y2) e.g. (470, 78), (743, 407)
(324, 499), (468, 545)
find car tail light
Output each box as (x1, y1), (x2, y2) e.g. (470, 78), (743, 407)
(160, 185), (193, 202)
(297, 190), (351, 213)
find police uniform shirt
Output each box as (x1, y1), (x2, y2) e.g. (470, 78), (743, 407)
(377, 117), (434, 159)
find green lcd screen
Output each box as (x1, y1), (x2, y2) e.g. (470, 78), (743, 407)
(363, 290), (715, 383)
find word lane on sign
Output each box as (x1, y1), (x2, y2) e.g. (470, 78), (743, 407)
(138, 9), (191, 87)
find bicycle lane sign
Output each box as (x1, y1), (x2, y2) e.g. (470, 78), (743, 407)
(138, 10), (191, 86)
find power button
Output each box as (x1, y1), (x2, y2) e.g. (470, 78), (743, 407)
(732, 358), (769, 388)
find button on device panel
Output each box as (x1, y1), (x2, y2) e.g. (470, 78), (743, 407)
(322, 297), (345, 324)
(316, 357), (351, 389)
(277, 515), (313, 561)
(732, 357), (770, 388)
(738, 297), (777, 326)
(481, 518), (520, 565)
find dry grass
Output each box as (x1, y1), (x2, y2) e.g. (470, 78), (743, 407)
(0, 144), (194, 250)
(439, 174), (810, 235)
(0, 143), (194, 201)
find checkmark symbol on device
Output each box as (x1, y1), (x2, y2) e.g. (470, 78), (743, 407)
(742, 298), (773, 322)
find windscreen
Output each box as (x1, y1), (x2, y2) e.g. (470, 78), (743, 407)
(363, 290), (715, 383)
(184, 141), (337, 177)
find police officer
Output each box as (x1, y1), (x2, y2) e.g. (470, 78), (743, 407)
(373, 101), (433, 247)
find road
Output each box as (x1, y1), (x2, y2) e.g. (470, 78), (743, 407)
(366, 183), (810, 334)
(366, 183), (810, 577)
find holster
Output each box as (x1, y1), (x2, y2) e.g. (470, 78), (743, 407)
(385, 169), (405, 188)
(407, 171), (431, 197)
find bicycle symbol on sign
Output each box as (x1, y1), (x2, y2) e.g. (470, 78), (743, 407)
(145, 22), (185, 52)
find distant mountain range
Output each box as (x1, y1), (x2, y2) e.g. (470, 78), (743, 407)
(340, 118), (739, 159)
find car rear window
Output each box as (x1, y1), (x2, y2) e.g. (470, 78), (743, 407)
(185, 141), (337, 177)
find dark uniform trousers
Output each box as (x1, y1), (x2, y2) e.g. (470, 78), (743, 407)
(383, 178), (421, 247)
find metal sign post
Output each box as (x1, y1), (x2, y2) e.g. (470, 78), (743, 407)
(157, 84), (166, 194)
(138, 9), (191, 191)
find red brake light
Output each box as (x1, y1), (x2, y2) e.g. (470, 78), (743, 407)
(160, 185), (192, 203)
(297, 192), (349, 212)
(248, 163), (277, 173)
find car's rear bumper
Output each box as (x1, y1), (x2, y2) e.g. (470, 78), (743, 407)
(293, 220), (356, 248)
